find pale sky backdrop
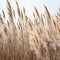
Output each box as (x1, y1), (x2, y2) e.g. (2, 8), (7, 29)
(0, 0), (60, 19)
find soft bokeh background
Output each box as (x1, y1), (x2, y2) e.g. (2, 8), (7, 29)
(0, 0), (60, 19)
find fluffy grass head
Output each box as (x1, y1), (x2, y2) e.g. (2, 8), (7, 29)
(0, 0), (60, 60)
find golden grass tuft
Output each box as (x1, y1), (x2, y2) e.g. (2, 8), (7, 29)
(0, 0), (60, 60)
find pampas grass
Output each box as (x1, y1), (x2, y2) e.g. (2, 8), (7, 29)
(0, 0), (60, 60)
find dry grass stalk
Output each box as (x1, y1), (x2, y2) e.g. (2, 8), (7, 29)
(36, 27), (41, 35)
(13, 9), (15, 18)
(7, 0), (13, 23)
(16, 1), (21, 17)
(0, 16), (3, 23)
(23, 7), (26, 15)
(44, 5), (51, 19)
(0, 0), (60, 60)
(34, 6), (40, 18)
(32, 35), (39, 48)
(2, 10), (5, 19)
